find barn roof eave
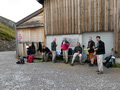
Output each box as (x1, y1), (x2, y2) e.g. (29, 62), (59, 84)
(37, 0), (44, 5)
(16, 24), (44, 29)
(16, 8), (44, 26)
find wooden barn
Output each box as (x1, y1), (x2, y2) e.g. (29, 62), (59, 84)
(37, 0), (120, 57)
(16, 8), (45, 57)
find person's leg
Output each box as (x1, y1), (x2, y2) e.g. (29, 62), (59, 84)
(46, 53), (49, 62)
(63, 50), (65, 62)
(42, 53), (45, 62)
(71, 53), (78, 65)
(97, 55), (103, 74)
(99, 55), (103, 72)
(52, 51), (56, 62)
(89, 53), (94, 66)
(78, 54), (82, 64)
(97, 55), (100, 71)
(65, 50), (68, 63)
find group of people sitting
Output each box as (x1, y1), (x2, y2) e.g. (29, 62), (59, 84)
(25, 36), (117, 74)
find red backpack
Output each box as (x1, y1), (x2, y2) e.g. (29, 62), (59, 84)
(27, 56), (34, 63)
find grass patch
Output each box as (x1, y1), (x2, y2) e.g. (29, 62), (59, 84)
(34, 59), (42, 63)
(0, 22), (15, 41)
(113, 64), (120, 68)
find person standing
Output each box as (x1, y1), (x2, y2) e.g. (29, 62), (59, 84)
(94, 36), (105, 74)
(51, 38), (57, 63)
(71, 42), (82, 66)
(87, 37), (95, 66)
(61, 38), (70, 64)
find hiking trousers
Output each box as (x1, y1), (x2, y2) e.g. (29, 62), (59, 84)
(97, 55), (104, 72)
(63, 50), (68, 63)
(52, 51), (56, 62)
(71, 53), (82, 64)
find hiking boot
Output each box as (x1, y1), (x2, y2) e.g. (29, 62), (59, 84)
(53, 61), (56, 63)
(65, 62), (68, 64)
(70, 63), (74, 66)
(63, 61), (66, 63)
(96, 70), (100, 72)
(97, 71), (103, 74)
(89, 64), (94, 67)
(80, 63), (84, 65)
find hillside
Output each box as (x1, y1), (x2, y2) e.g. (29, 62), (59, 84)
(0, 16), (16, 51)
(0, 22), (15, 41)
(0, 16), (15, 27)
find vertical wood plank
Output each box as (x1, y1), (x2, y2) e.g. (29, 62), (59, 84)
(91, 0), (94, 32)
(78, 0), (81, 34)
(75, 0), (78, 33)
(72, 0), (75, 34)
(88, 0), (91, 32)
(94, 0), (96, 32)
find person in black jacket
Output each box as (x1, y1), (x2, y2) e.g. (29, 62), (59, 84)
(37, 42), (42, 53)
(51, 38), (57, 63)
(71, 42), (83, 66)
(87, 37), (95, 66)
(27, 42), (36, 55)
(42, 45), (50, 62)
(94, 36), (105, 74)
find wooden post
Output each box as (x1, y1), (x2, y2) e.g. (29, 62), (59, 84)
(14, 24), (19, 57)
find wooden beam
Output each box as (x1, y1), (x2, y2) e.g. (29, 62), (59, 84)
(16, 24), (44, 29)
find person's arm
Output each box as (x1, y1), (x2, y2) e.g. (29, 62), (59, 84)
(65, 43), (70, 47)
(46, 47), (50, 53)
(61, 41), (63, 48)
(74, 47), (77, 52)
(51, 42), (53, 47)
(65, 41), (70, 47)
(87, 42), (90, 50)
(93, 42), (95, 49)
(55, 42), (57, 47)
(80, 47), (82, 54)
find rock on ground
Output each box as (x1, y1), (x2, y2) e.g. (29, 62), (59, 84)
(0, 51), (120, 90)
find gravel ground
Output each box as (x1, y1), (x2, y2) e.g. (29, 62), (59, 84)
(0, 51), (120, 90)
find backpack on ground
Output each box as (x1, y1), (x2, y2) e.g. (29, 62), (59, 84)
(106, 62), (112, 68)
(68, 48), (73, 55)
(94, 55), (97, 65)
(16, 56), (25, 64)
(27, 56), (34, 63)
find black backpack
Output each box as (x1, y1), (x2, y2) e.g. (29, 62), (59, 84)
(68, 48), (73, 55)
(105, 62), (112, 68)
(16, 57), (25, 64)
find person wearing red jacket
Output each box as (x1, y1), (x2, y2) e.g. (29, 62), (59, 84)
(61, 38), (70, 64)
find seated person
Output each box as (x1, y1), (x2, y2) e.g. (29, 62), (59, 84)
(42, 45), (50, 62)
(26, 43), (30, 55)
(71, 42), (83, 66)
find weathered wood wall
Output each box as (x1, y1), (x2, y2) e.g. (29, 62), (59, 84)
(44, 0), (119, 34)
(16, 9), (45, 57)
(44, 0), (120, 56)
(17, 27), (45, 42)
(20, 11), (44, 26)
(17, 27), (45, 56)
